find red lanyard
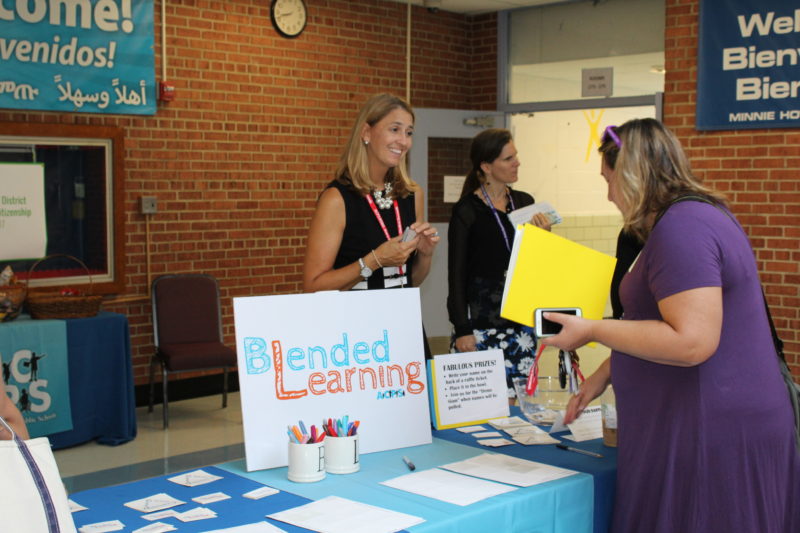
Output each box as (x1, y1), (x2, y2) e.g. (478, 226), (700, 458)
(365, 194), (404, 275)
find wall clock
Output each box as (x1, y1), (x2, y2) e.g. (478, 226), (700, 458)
(271, 0), (307, 39)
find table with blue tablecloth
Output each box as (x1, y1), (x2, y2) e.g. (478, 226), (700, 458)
(70, 438), (594, 532)
(0, 311), (136, 448)
(433, 407), (617, 533)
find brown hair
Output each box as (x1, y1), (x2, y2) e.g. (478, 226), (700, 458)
(335, 93), (418, 197)
(599, 118), (726, 241)
(459, 128), (513, 199)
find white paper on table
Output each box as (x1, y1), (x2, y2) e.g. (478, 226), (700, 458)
(267, 495), (425, 533)
(132, 523), (177, 533)
(513, 432), (560, 445)
(243, 486), (280, 500)
(456, 425), (486, 433)
(502, 424), (543, 436)
(487, 416), (530, 430)
(192, 491), (232, 504)
(203, 522), (288, 533)
(167, 469), (223, 487)
(477, 438), (515, 447)
(142, 510), (180, 522)
(473, 431), (503, 438)
(124, 493), (185, 513)
(380, 468), (517, 506)
(565, 405), (602, 441)
(440, 452), (578, 487)
(508, 202), (562, 227)
(549, 412), (568, 434)
(78, 520), (125, 533)
(69, 498), (88, 512)
(175, 506), (217, 522)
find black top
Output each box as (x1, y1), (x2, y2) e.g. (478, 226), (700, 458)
(610, 228), (643, 319)
(328, 179), (417, 288)
(447, 189), (534, 337)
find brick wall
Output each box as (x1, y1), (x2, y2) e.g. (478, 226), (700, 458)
(665, 0), (799, 375)
(0, 0), (497, 386)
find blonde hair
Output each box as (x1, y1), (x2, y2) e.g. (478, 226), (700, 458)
(336, 93), (418, 197)
(599, 118), (726, 242)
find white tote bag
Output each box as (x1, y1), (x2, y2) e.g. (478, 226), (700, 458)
(0, 417), (77, 533)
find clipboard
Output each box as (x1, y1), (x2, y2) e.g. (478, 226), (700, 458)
(500, 224), (616, 327)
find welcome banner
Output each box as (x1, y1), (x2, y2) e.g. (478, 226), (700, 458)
(698, 0), (800, 130)
(234, 289), (432, 471)
(0, 0), (156, 115)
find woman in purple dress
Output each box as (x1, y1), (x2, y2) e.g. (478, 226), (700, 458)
(542, 118), (799, 532)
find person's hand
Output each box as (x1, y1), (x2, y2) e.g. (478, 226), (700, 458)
(410, 221), (440, 257)
(374, 237), (416, 268)
(563, 372), (608, 425)
(540, 312), (592, 351)
(454, 334), (477, 353)
(529, 212), (552, 231)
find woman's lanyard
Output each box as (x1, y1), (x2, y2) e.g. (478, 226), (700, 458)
(365, 194), (404, 276)
(480, 184), (516, 252)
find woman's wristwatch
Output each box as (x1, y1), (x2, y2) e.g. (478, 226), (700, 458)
(358, 257), (373, 279)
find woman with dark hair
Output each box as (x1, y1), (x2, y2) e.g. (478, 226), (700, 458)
(303, 93), (439, 293)
(447, 128), (552, 401)
(543, 118), (799, 532)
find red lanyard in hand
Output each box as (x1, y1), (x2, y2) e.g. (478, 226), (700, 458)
(365, 194), (404, 275)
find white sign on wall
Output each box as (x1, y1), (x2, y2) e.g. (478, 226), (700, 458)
(0, 163), (47, 261)
(234, 288), (432, 471)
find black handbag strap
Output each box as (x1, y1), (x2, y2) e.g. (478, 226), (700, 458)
(0, 416), (60, 533)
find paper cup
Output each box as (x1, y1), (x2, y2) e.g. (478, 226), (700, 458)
(601, 386), (617, 447)
(324, 435), (359, 474)
(287, 440), (326, 482)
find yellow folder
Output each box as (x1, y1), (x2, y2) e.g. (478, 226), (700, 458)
(500, 224), (617, 327)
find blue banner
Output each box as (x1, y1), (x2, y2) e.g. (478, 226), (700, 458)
(697, 0), (800, 130)
(1, 317), (73, 438)
(0, 0), (155, 115)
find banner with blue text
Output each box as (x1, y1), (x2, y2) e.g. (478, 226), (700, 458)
(697, 0), (800, 130)
(234, 289), (431, 471)
(1, 318), (73, 438)
(0, 0), (156, 115)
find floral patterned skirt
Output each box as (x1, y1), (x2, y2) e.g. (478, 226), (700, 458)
(451, 324), (536, 398)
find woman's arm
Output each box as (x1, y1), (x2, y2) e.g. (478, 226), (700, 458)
(447, 201), (478, 351)
(303, 187), (419, 292)
(563, 357), (611, 424)
(542, 286), (722, 367)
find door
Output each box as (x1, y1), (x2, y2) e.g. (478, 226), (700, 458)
(412, 108), (504, 342)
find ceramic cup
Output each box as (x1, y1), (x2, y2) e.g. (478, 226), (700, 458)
(324, 434), (359, 474)
(287, 440), (325, 482)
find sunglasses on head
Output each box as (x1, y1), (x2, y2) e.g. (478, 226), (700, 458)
(602, 125), (622, 148)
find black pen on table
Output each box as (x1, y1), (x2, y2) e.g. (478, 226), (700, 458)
(402, 455), (416, 471)
(556, 443), (603, 458)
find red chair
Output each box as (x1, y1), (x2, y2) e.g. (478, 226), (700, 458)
(148, 274), (237, 428)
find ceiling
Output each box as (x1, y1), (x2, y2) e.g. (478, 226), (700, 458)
(384, 0), (574, 16)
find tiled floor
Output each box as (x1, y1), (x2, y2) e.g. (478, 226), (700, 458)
(55, 392), (246, 494)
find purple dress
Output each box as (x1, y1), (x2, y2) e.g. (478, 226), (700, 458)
(612, 201), (800, 533)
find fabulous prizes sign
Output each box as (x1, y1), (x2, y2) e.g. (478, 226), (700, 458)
(234, 289), (431, 471)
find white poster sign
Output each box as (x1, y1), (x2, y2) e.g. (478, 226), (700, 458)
(234, 288), (432, 471)
(429, 349), (509, 429)
(0, 163), (47, 261)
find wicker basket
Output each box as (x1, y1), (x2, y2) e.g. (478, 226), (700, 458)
(26, 254), (102, 319)
(0, 283), (26, 322)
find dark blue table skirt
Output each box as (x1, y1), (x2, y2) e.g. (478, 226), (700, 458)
(48, 311), (137, 449)
(433, 406), (617, 533)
